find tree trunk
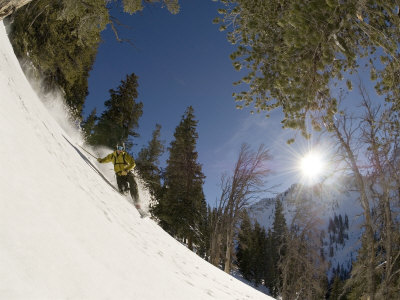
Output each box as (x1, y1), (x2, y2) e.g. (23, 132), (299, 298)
(332, 123), (376, 299)
(210, 226), (222, 266)
(0, 0), (33, 20)
(224, 224), (232, 273)
(210, 210), (224, 266)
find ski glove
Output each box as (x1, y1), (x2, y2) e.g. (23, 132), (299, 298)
(120, 171), (128, 176)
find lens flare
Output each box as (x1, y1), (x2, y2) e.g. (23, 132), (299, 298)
(300, 151), (324, 180)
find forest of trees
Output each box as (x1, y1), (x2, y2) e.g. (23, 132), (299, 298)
(2, 0), (400, 299)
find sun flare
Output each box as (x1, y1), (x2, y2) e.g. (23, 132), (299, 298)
(300, 151), (325, 180)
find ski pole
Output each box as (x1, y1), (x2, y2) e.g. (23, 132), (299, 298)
(78, 145), (98, 160)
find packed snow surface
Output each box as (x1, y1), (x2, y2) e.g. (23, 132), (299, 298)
(0, 22), (272, 300)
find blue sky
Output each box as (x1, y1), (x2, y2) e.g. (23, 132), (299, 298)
(84, 0), (311, 204)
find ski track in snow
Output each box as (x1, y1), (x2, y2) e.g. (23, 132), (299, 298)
(0, 22), (273, 300)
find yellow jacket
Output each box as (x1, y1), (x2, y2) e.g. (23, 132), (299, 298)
(98, 151), (136, 175)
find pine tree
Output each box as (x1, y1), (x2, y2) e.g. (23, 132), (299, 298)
(196, 198), (209, 258)
(81, 108), (97, 142)
(236, 210), (254, 281)
(215, 0), (400, 136)
(136, 124), (165, 200)
(6, 0), (180, 118)
(1, 0), (180, 20)
(252, 221), (267, 287)
(7, 0), (109, 118)
(236, 212), (271, 288)
(157, 106), (205, 250)
(330, 275), (347, 300)
(88, 73), (143, 150)
(264, 229), (276, 295)
(270, 198), (287, 296)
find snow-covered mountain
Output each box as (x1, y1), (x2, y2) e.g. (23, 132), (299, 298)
(0, 21), (273, 300)
(248, 179), (365, 279)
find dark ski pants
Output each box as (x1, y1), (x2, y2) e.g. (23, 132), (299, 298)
(116, 172), (139, 204)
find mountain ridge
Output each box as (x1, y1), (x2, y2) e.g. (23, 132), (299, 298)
(248, 179), (364, 279)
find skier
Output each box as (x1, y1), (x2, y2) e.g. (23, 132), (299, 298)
(97, 144), (141, 209)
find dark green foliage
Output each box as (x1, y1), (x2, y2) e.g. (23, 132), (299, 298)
(196, 198), (210, 258)
(236, 206), (286, 295)
(154, 106), (206, 250)
(88, 73), (143, 150)
(264, 229), (276, 294)
(236, 212), (269, 287)
(122, 0), (180, 14)
(252, 221), (268, 287)
(328, 213), (349, 246)
(7, 0), (108, 118)
(216, 0), (400, 137)
(7, 0), (180, 119)
(270, 199), (287, 296)
(136, 124), (165, 200)
(330, 275), (347, 300)
(81, 108), (98, 142)
(272, 199), (287, 248)
(236, 211), (254, 281)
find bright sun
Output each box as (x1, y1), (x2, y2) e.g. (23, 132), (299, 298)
(300, 151), (325, 180)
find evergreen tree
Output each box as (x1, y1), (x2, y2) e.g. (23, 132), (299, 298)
(264, 229), (276, 295)
(6, 0), (180, 118)
(7, 0), (108, 118)
(252, 221), (267, 287)
(330, 275), (347, 300)
(1, 0), (181, 20)
(270, 198), (287, 296)
(215, 0), (400, 137)
(89, 73), (143, 150)
(236, 212), (271, 288)
(81, 108), (97, 142)
(136, 124), (165, 200)
(236, 210), (254, 281)
(156, 106), (205, 250)
(196, 198), (209, 258)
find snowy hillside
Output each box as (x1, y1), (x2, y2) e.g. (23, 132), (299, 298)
(248, 180), (364, 279)
(0, 21), (273, 300)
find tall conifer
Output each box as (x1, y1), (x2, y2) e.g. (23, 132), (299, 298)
(81, 108), (97, 142)
(135, 124), (165, 200)
(7, 0), (180, 118)
(237, 210), (254, 281)
(89, 73), (143, 150)
(271, 199), (287, 296)
(7, 0), (108, 118)
(157, 106), (205, 250)
(253, 221), (267, 287)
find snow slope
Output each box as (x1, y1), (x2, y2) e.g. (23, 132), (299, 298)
(0, 22), (272, 300)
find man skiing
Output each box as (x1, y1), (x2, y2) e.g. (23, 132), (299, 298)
(97, 144), (141, 209)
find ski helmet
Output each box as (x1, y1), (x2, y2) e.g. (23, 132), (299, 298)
(116, 143), (125, 151)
